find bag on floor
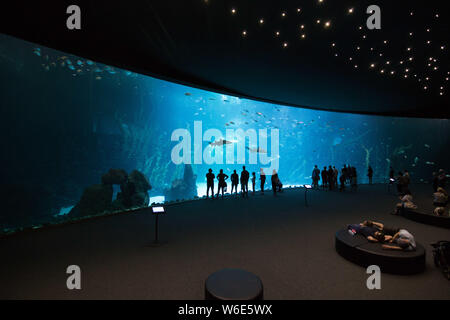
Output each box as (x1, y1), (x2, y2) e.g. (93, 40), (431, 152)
(431, 240), (450, 280)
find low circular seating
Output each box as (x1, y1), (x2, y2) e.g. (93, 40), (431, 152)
(400, 209), (450, 229)
(335, 229), (426, 275)
(205, 268), (263, 300)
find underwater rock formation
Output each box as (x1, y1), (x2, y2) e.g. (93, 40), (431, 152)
(69, 169), (151, 218)
(101, 168), (128, 185)
(69, 183), (113, 218)
(164, 164), (197, 202)
(114, 170), (152, 209)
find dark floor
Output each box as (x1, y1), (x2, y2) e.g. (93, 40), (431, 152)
(1, 184), (449, 300)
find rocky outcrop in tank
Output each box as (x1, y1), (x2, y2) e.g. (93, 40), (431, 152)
(164, 164), (197, 202)
(101, 169), (128, 185)
(69, 169), (151, 218)
(69, 183), (113, 218)
(114, 170), (152, 209)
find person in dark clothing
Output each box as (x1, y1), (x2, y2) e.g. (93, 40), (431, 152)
(271, 170), (282, 195)
(231, 170), (239, 194)
(360, 220), (399, 237)
(347, 164), (353, 185)
(240, 166), (250, 197)
(328, 166), (334, 190)
(347, 223), (387, 243)
(216, 169), (228, 198)
(342, 165), (348, 183)
(312, 165), (321, 189)
(260, 168), (266, 194)
(251, 172), (256, 194)
(368, 166), (373, 184)
(333, 166), (338, 188)
(206, 169), (215, 199)
(321, 167), (328, 189)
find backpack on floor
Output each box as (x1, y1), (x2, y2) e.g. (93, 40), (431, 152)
(431, 240), (450, 280)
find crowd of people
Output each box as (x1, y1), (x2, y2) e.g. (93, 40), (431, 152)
(205, 164), (449, 217)
(312, 164), (361, 192)
(205, 166), (283, 199)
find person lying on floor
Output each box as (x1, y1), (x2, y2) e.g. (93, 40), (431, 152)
(382, 229), (416, 251)
(347, 223), (390, 243)
(360, 220), (400, 236)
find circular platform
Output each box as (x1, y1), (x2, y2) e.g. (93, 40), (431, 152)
(205, 268), (264, 300)
(400, 209), (450, 229)
(335, 229), (426, 275)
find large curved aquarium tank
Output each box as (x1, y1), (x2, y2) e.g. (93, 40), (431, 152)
(1, 34), (449, 234)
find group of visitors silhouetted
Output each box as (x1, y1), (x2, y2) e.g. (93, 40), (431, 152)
(312, 164), (360, 192)
(205, 167), (283, 199)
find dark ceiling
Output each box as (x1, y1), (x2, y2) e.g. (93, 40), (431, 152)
(1, 0), (449, 118)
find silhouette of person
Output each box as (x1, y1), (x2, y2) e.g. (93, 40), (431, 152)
(312, 165), (320, 189)
(342, 165), (348, 183)
(321, 167), (328, 189)
(368, 166), (373, 184)
(216, 169), (229, 198)
(206, 169), (215, 198)
(260, 168), (266, 194)
(347, 164), (353, 185)
(333, 166), (338, 188)
(231, 170), (239, 195)
(251, 172), (256, 194)
(240, 166), (250, 197)
(272, 169), (281, 195)
(328, 165), (334, 190)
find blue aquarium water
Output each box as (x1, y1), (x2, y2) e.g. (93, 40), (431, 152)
(0, 33), (449, 233)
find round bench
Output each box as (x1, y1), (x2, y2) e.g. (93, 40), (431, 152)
(335, 229), (426, 275)
(400, 209), (450, 229)
(205, 268), (263, 300)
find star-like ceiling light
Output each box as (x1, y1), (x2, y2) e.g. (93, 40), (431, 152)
(348, 8), (354, 14)
(324, 21), (331, 28)
(231, 8), (236, 15)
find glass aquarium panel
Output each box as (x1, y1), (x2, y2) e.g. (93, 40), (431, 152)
(1, 33), (449, 234)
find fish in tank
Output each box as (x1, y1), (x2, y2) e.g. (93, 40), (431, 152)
(0, 33), (449, 235)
